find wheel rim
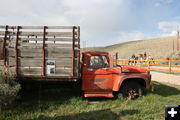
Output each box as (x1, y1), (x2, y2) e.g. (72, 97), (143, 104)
(126, 88), (139, 99)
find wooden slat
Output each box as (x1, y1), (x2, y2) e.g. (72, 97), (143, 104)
(19, 68), (42, 75)
(19, 61), (42, 67)
(18, 48), (42, 53)
(46, 53), (72, 58)
(7, 49), (15, 57)
(17, 46), (42, 49)
(49, 68), (72, 75)
(47, 26), (74, 29)
(18, 58), (42, 63)
(46, 38), (72, 41)
(0, 61), (4, 66)
(2, 37), (73, 42)
(19, 52), (42, 57)
(55, 60), (72, 67)
(19, 43), (43, 47)
(0, 31), (5, 35)
(20, 26), (44, 29)
(7, 56), (16, 66)
(0, 26), (6, 29)
(18, 43), (72, 48)
(46, 48), (72, 54)
(3, 26), (74, 30)
(45, 44), (72, 48)
(19, 32), (72, 37)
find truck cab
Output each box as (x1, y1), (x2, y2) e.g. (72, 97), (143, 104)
(82, 51), (151, 99)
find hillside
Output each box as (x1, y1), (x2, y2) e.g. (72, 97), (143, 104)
(83, 36), (180, 59)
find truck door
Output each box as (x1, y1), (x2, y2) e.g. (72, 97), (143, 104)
(82, 55), (113, 91)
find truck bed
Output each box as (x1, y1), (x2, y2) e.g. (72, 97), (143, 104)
(0, 25), (80, 81)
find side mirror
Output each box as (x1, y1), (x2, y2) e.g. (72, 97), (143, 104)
(83, 64), (87, 67)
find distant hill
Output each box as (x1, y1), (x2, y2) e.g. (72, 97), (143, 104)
(83, 36), (180, 60)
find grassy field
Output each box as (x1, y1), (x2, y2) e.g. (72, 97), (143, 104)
(0, 81), (180, 120)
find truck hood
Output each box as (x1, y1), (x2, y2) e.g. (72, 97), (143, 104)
(121, 65), (149, 73)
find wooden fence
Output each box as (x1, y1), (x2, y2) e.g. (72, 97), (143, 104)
(116, 59), (180, 73)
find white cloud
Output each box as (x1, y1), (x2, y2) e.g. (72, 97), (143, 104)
(0, 0), (135, 47)
(154, 0), (173, 7)
(163, 0), (174, 3)
(154, 2), (161, 6)
(158, 21), (180, 32)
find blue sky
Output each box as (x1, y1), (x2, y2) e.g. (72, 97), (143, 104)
(0, 0), (180, 47)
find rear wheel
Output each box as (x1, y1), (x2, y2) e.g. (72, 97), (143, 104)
(119, 82), (143, 99)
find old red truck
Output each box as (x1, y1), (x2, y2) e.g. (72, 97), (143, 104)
(0, 25), (151, 99)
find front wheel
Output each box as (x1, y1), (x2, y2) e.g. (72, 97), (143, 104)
(119, 82), (143, 99)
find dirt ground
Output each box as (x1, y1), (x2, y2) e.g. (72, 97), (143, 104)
(151, 71), (180, 88)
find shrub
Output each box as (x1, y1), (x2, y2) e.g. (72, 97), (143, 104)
(0, 73), (21, 109)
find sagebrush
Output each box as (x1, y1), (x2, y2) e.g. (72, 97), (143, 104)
(0, 73), (21, 109)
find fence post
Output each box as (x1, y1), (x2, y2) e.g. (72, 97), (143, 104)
(147, 60), (150, 70)
(168, 60), (171, 73)
(115, 52), (118, 65)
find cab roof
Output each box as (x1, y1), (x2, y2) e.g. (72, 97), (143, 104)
(82, 51), (109, 56)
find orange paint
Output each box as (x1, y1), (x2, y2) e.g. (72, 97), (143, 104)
(82, 51), (151, 98)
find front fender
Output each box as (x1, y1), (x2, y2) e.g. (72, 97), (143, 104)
(112, 73), (151, 91)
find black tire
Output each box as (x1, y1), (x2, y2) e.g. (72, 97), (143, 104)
(120, 82), (143, 99)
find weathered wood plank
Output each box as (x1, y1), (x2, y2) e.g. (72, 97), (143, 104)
(19, 43), (43, 47)
(7, 50), (44, 58)
(51, 68), (72, 75)
(0, 31), (5, 35)
(0, 61), (4, 66)
(47, 26), (74, 29)
(46, 38), (72, 41)
(45, 57), (72, 61)
(19, 52), (43, 57)
(0, 26), (6, 29)
(19, 38), (72, 42)
(19, 32), (72, 37)
(46, 48), (72, 54)
(0, 40), (4, 59)
(18, 48), (42, 53)
(46, 53), (72, 58)
(45, 44), (72, 48)
(19, 68), (42, 75)
(18, 46), (42, 49)
(19, 61), (42, 67)
(2, 26), (74, 30)
(18, 43), (72, 48)
(18, 58), (42, 63)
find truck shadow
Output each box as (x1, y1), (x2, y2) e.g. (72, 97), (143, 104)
(145, 81), (180, 97)
(26, 109), (139, 120)
(19, 81), (180, 103)
(19, 81), (83, 102)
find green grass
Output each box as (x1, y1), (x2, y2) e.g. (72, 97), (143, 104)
(0, 82), (180, 120)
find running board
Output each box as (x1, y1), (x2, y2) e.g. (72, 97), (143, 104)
(84, 91), (114, 98)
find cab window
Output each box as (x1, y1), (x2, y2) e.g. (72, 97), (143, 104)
(89, 56), (109, 69)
